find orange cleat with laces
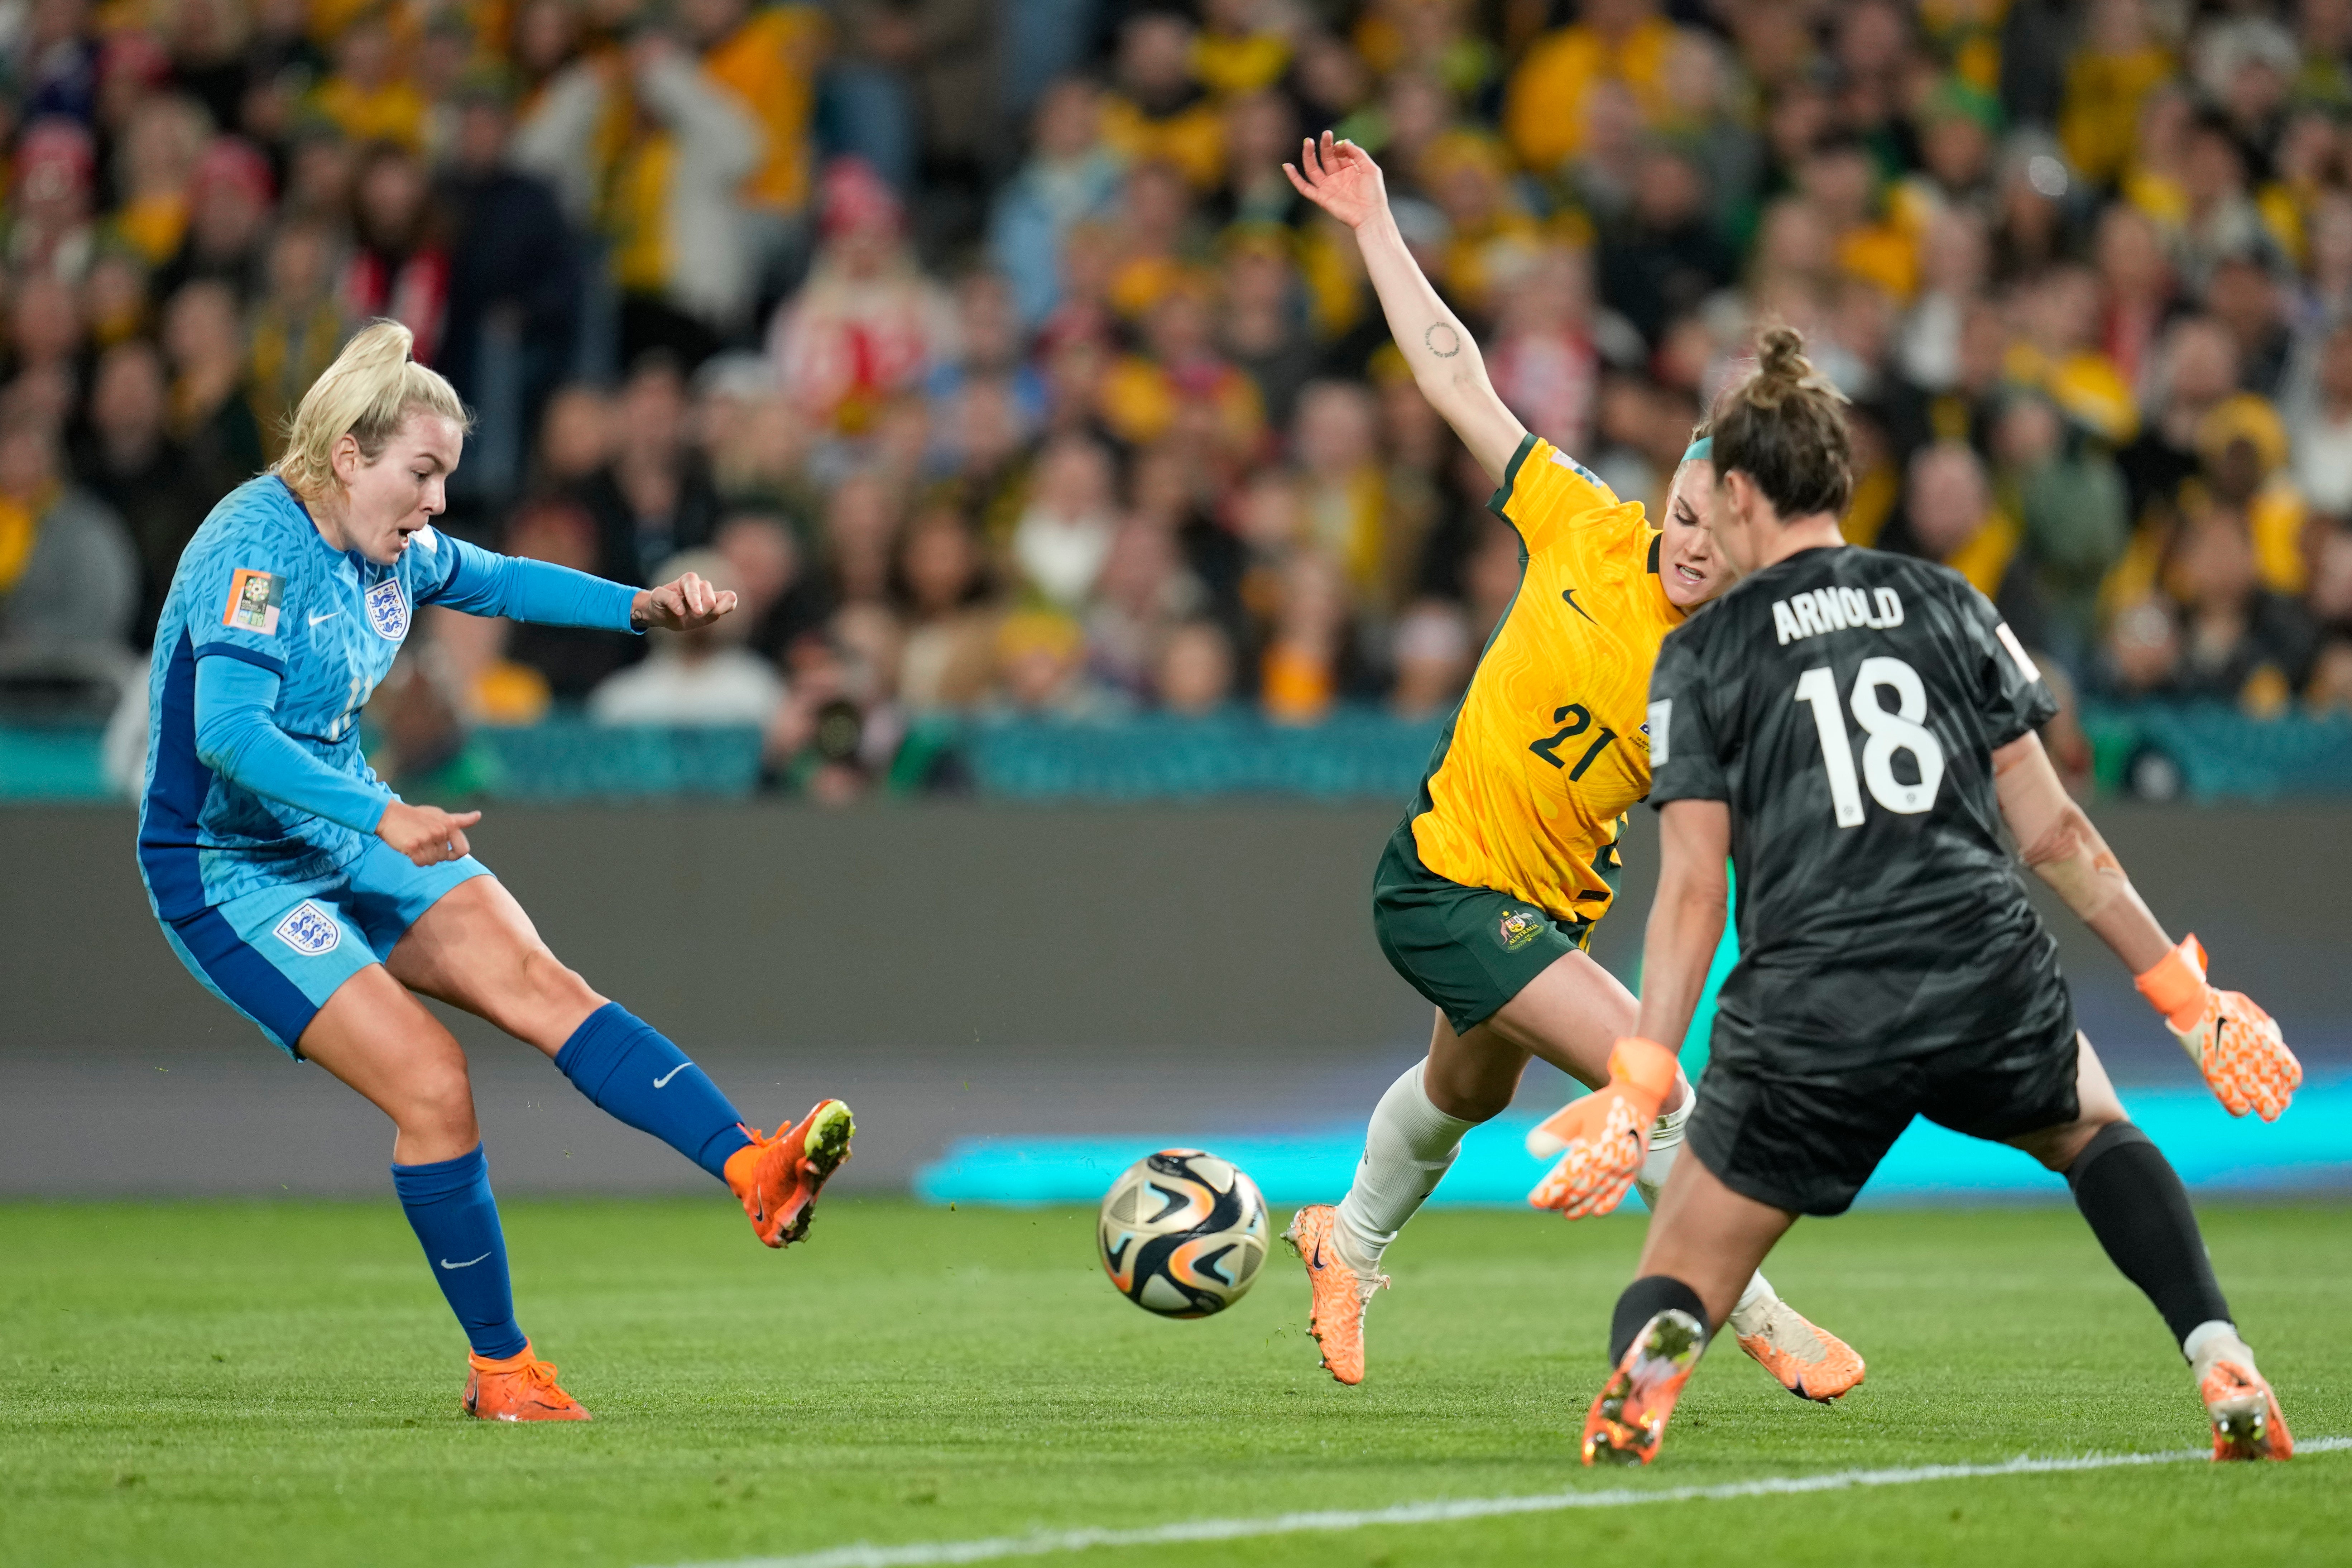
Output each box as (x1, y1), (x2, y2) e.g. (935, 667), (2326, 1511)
(1736, 1299), (1866, 1402)
(1283, 1204), (1388, 1386)
(2203, 1358), (2294, 1461)
(725, 1099), (855, 1248)
(1583, 1309), (1705, 1465)
(464, 1343), (590, 1422)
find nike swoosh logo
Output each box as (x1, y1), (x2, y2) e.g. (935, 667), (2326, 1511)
(439, 1252), (492, 1270)
(652, 1063), (689, 1088)
(309, 609), (341, 625)
(1560, 588), (1596, 624)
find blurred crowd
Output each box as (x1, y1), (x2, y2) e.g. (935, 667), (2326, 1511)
(10, 0), (2352, 800)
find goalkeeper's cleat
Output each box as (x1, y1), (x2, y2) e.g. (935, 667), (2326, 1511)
(464, 1343), (590, 1422)
(2203, 1360), (2294, 1462)
(1734, 1299), (1865, 1402)
(1283, 1204), (1388, 1386)
(725, 1098), (856, 1248)
(1583, 1309), (1705, 1466)
(2134, 936), (2301, 1121)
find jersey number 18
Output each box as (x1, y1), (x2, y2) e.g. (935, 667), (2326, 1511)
(1793, 658), (1946, 828)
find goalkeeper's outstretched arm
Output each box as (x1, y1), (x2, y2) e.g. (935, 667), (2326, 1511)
(1993, 731), (2170, 972)
(1285, 132), (1527, 484)
(1994, 730), (2300, 1119)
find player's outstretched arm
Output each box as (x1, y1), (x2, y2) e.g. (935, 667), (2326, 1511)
(1527, 800), (1728, 1218)
(428, 541), (735, 634)
(1994, 732), (2300, 1119)
(1285, 133), (1526, 484)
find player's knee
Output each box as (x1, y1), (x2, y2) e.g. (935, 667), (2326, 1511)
(514, 944), (601, 1021)
(399, 1060), (478, 1143)
(2020, 1108), (2125, 1174)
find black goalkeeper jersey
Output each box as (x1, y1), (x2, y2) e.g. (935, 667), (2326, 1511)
(1647, 546), (2066, 1073)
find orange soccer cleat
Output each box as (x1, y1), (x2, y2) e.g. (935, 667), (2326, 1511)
(1735, 1298), (1866, 1403)
(2203, 1358), (2294, 1462)
(464, 1343), (591, 1422)
(1283, 1204), (1388, 1386)
(726, 1099), (856, 1248)
(1583, 1309), (1705, 1466)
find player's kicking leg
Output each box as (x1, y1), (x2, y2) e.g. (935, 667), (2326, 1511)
(2010, 1035), (2292, 1461)
(389, 878), (856, 1251)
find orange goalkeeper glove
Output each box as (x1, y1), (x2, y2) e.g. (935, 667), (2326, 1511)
(1525, 1037), (1680, 1219)
(2135, 935), (2300, 1122)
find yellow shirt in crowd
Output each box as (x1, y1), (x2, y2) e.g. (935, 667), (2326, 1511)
(1411, 437), (1684, 927)
(1501, 14), (1677, 174)
(704, 4), (829, 215)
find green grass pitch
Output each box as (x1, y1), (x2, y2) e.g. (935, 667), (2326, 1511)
(4, 1197), (2347, 1567)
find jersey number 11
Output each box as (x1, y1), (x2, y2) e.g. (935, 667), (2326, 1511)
(1794, 658), (1946, 828)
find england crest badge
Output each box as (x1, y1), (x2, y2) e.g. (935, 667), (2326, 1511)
(272, 901), (342, 956)
(364, 577), (409, 641)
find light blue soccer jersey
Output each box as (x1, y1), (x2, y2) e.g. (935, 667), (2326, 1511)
(137, 474), (632, 921)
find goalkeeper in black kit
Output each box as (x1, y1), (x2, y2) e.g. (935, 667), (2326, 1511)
(1527, 327), (2304, 1468)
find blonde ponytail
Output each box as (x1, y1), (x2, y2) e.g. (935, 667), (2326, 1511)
(271, 320), (471, 499)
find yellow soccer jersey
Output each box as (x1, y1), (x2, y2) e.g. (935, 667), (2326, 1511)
(1411, 435), (1685, 927)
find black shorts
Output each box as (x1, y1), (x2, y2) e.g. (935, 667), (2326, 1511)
(1685, 1004), (2082, 1217)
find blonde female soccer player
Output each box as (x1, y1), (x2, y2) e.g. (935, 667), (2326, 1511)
(1277, 135), (1862, 1400)
(136, 322), (854, 1421)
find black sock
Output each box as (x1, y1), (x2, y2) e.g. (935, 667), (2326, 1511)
(2066, 1122), (2232, 1347)
(1609, 1275), (1710, 1366)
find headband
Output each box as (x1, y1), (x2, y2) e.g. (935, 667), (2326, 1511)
(1681, 437), (1713, 464)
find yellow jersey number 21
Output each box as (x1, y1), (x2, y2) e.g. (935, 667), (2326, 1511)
(1529, 703), (1619, 781)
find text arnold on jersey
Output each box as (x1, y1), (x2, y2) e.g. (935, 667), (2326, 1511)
(1771, 586), (1905, 646)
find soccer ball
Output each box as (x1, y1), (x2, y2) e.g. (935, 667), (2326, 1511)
(1097, 1149), (1269, 1318)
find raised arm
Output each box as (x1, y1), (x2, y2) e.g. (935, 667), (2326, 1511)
(1993, 730), (2300, 1119)
(1286, 134), (1526, 483)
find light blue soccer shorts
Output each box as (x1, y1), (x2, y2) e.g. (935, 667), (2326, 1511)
(160, 837), (490, 1057)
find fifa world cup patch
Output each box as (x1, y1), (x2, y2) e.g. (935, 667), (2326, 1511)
(271, 901), (342, 956)
(364, 577), (409, 641)
(1496, 908), (1545, 951)
(221, 569), (283, 634)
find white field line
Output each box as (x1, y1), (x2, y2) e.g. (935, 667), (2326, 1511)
(672, 1434), (2350, 1568)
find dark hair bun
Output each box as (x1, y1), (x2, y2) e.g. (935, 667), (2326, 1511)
(1708, 323), (1853, 517)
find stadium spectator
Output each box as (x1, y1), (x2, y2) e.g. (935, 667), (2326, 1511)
(0, 407), (137, 712)
(71, 337), (208, 646)
(582, 354), (724, 586)
(990, 78), (1125, 330)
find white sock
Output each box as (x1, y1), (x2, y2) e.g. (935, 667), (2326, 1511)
(1631, 1082), (1693, 1213)
(1634, 1082), (1781, 1337)
(2183, 1318), (2255, 1380)
(1334, 1061), (1478, 1268)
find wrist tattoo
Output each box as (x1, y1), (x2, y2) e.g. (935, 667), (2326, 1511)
(1424, 323), (1461, 359)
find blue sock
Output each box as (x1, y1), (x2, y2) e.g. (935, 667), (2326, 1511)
(554, 1002), (754, 1180)
(390, 1145), (527, 1361)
